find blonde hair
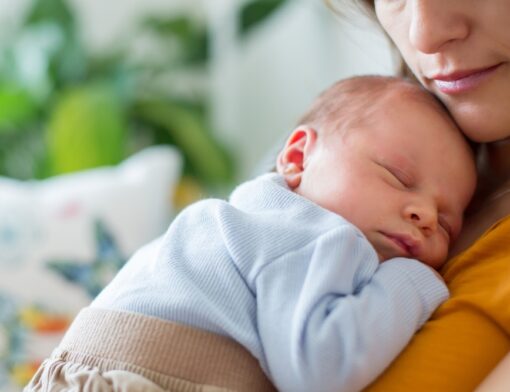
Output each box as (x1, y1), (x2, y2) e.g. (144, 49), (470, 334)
(325, 0), (375, 18)
(324, 0), (416, 78)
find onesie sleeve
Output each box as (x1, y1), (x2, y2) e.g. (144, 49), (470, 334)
(255, 224), (449, 392)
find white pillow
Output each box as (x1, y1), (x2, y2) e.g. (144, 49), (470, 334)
(0, 146), (181, 390)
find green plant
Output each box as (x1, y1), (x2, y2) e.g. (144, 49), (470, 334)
(0, 0), (289, 194)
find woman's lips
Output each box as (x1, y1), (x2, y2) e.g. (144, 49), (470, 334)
(431, 63), (503, 94)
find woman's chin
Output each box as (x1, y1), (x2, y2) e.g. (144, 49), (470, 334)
(462, 127), (510, 144)
(448, 107), (510, 143)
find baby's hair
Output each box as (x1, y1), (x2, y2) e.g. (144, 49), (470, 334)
(270, 75), (472, 173)
(297, 75), (450, 137)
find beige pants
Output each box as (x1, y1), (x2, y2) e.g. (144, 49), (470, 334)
(24, 308), (276, 392)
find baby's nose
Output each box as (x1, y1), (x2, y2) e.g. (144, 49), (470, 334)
(405, 202), (438, 234)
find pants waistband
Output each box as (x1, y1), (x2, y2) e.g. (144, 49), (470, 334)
(57, 307), (276, 392)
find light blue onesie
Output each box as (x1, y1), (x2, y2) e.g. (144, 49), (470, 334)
(92, 173), (448, 392)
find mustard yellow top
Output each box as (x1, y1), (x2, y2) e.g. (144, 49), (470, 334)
(365, 215), (510, 391)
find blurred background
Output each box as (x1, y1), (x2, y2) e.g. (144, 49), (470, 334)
(0, 0), (394, 389)
(0, 0), (395, 198)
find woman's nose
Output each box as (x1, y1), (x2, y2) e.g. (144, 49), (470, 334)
(408, 0), (470, 54)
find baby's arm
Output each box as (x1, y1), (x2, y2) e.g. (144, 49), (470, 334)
(256, 225), (448, 392)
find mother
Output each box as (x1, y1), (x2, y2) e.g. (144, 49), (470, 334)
(329, 0), (510, 390)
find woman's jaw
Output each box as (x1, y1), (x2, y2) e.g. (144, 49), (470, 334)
(412, 58), (510, 186)
(373, 0), (510, 143)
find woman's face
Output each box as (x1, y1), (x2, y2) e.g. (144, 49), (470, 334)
(374, 0), (510, 142)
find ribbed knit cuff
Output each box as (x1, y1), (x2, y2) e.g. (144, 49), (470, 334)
(382, 258), (449, 326)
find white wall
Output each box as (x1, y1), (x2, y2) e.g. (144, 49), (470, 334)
(0, 0), (31, 45)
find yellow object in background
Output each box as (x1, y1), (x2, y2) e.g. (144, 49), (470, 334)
(11, 363), (40, 387)
(19, 307), (71, 332)
(46, 85), (126, 175)
(173, 176), (205, 212)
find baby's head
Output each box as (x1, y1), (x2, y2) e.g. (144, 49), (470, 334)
(276, 76), (476, 269)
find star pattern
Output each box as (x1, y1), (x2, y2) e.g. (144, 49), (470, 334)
(46, 220), (126, 298)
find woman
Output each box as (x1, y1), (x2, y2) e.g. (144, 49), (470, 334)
(328, 0), (510, 390)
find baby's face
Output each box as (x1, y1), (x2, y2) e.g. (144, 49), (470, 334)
(289, 96), (476, 269)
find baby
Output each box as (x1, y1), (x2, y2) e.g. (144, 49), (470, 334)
(26, 76), (476, 392)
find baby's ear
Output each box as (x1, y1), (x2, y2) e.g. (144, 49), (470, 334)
(276, 126), (317, 189)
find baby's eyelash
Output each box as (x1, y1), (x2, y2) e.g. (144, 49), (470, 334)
(387, 167), (412, 188)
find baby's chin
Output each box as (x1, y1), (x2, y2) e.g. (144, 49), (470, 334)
(377, 251), (443, 270)
(375, 246), (406, 263)
(376, 251), (390, 264)
(420, 254), (448, 271)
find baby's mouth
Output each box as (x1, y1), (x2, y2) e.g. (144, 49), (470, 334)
(379, 232), (419, 259)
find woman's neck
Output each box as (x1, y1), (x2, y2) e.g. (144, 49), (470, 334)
(474, 138), (510, 203)
(451, 139), (510, 256)
(480, 138), (510, 179)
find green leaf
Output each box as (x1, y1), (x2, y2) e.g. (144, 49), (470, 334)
(46, 84), (127, 175)
(0, 84), (38, 132)
(239, 0), (288, 37)
(48, 36), (88, 86)
(142, 16), (209, 64)
(24, 0), (75, 32)
(135, 99), (233, 184)
(1, 23), (65, 101)
(23, 0), (87, 86)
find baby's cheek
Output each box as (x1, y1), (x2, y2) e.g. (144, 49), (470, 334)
(421, 240), (448, 270)
(435, 240), (450, 268)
